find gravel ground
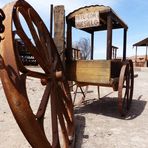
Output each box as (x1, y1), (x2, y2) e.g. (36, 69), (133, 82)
(74, 67), (148, 148)
(0, 67), (148, 148)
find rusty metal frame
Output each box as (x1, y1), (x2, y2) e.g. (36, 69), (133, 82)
(0, 0), (75, 147)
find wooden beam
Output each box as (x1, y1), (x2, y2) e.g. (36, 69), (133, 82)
(91, 32), (94, 60)
(66, 23), (72, 61)
(146, 45), (148, 61)
(123, 29), (127, 60)
(106, 14), (112, 60)
(54, 5), (65, 62)
(112, 12), (128, 30)
(50, 4), (53, 37)
(135, 46), (137, 62)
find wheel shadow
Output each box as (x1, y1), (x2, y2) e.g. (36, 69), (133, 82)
(74, 95), (147, 120)
(126, 95), (147, 120)
(74, 115), (86, 148)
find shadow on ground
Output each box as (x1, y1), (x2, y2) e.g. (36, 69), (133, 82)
(74, 115), (86, 148)
(73, 94), (147, 147)
(74, 95), (147, 120)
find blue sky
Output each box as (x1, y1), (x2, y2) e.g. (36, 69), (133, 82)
(1, 0), (148, 59)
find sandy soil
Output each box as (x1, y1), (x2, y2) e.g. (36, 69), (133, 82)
(0, 67), (148, 148)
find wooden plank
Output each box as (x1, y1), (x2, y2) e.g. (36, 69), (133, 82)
(67, 6), (110, 20)
(106, 14), (112, 60)
(66, 24), (72, 61)
(54, 5), (65, 61)
(123, 29), (127, 60)
(66, 60), (111, 84)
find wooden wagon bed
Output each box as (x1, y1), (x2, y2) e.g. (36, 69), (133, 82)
(67, 59), (122, 89)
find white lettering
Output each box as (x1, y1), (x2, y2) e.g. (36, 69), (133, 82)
(75, 12), (100, 28)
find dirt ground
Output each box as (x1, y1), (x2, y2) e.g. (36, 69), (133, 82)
(0, 67), (148, 148)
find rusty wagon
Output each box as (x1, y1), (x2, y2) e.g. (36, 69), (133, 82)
(0, 1), (134, 148)
(65, 5), (134, 116)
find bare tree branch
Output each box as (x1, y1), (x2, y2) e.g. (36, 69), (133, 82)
(73, 38), (91, 60)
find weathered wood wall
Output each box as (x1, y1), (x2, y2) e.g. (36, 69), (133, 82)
(66, 60), (111, 84)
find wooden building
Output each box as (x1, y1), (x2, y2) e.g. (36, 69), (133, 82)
(133, 37), (148, 67)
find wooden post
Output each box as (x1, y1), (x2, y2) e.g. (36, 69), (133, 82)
(135, 46), (137, 62)
(145, 45), (147, 61)
(66, 23), (72, 61)
(115, 48), (117, 59)
(112, 47), (115, 59)
(123, 29), (127, 60)
(66, 23), (73, 91)
(91, 32), (94, 60)
(106, 14), (112, 60)
(54, 5), (65, 62)
(145, 45), (148, 67)
(50, 4), (53, 37)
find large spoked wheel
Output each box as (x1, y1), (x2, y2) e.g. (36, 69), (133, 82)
(0, 1), (74, 147)
(118, 60), (134, 116)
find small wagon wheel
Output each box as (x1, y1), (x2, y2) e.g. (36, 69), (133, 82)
(0, 0), (74, 147)
(118, 60), (134, 116)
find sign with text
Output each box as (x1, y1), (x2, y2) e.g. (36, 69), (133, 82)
(75, 12), (100, 29)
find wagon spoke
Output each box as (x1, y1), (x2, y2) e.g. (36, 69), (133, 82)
(28, 5), (53, 63)
(58, 84), (73, 124)
(23, 70), (62, 80)
(13, 11), (49, 72)
(26, 8), (52, 66)
(18, 7), (41, 51)
(50, 81), (60, 147)
(38, 22), (52, 63)
(36, 82), (52, 119)
(58, 112), (69, 147)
